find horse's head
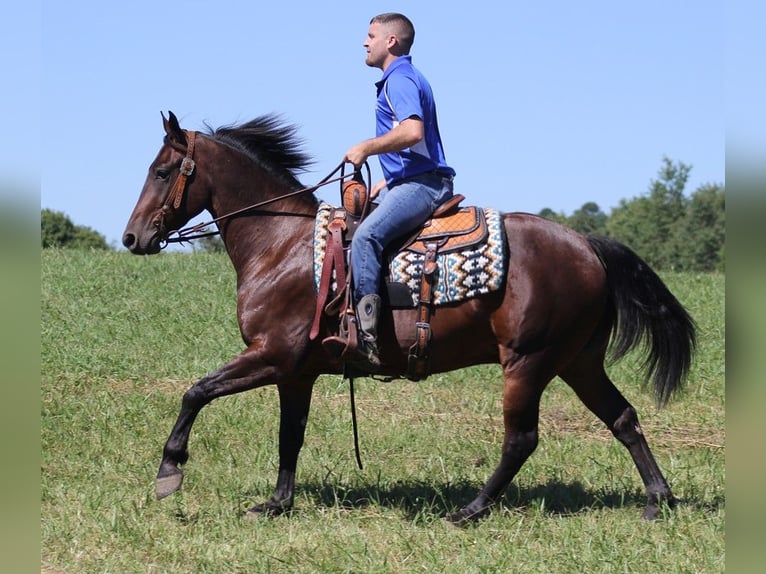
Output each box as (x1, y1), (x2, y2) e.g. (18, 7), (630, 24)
(123, 111), (206, 254)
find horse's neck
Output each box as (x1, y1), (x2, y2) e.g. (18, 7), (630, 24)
(211, 183), (317, 279)
(198, 143), (318, 286)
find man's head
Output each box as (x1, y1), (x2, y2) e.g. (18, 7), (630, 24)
(364, 13), (415, 70)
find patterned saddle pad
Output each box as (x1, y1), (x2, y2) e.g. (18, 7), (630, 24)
(313, 203), (506, 307)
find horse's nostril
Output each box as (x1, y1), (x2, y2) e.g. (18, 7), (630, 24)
(122, 232), (136, 249)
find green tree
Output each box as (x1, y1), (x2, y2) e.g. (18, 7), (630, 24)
(568, 201), (607, 235)
(194, 234), (227, 253)
(669, 183), (725, 271)
(538, 207), (568, 225)
(41, 208), (110, 250)
(606, 157), (690, 268)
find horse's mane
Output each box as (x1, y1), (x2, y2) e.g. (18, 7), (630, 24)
(205, 115), (316, 188)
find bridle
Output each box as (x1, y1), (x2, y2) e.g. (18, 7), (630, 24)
(152, 130), (198, 243)
(155, 130), (370, 249)
(163, 131), (197, 214)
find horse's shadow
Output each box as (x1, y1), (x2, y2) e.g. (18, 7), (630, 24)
(284, 478), (724, 521)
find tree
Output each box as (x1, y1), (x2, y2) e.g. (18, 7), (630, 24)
(669, 183), (725, 271)
(568, 201), (607, 235)
(194, 234), (227, 253)
(606, 157), (690, 268)
(41, 209), (110, 250)
(538, 207), (568, 226)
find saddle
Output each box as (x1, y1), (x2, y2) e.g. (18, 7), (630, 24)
(311, 177), (489, 380)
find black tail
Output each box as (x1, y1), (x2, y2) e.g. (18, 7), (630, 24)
(587, 236), (696, 406)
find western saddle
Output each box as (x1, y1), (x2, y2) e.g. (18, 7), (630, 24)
(311, 176), (488, 380)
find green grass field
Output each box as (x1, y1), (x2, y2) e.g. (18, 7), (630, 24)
(41, 249), (724, 573)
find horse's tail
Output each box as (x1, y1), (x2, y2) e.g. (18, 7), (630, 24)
(587, 235), (696, 406)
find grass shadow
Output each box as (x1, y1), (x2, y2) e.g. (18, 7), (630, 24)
(282, 478), (724, 522)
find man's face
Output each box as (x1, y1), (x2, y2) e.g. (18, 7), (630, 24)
(364, 22), (393, 69)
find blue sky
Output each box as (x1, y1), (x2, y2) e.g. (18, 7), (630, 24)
(18, 2), (736, 247)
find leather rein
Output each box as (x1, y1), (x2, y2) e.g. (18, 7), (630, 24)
(158, 130), (368, 249)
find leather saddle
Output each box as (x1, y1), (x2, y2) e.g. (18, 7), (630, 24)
(342, 193), (486, 247)
(311, 192), (488, 380)
(402, 197), (487, 254)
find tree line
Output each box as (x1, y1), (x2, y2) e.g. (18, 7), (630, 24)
(41, 208), (111, 250)
(42, 157), (724, 272)
(539, 157), (724, 272)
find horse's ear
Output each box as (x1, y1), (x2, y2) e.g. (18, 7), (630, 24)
(161, 111), (187, 146)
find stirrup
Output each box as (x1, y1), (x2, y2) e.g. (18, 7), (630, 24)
(322, 307), (359, 358)
(322, 334), (381, 373)
(322, 334), (353, 359)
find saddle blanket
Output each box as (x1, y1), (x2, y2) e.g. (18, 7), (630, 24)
(313, 203), (506, 306)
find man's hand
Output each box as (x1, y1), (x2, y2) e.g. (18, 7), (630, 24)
(345, 142), (370, 169)
(370, 178), (387, 199)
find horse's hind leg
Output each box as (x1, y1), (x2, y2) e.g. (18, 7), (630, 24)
(560, 359), (675, 519)
(447, 366), (544, 525)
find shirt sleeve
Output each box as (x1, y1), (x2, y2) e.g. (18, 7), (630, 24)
(385, 73), (423, 123)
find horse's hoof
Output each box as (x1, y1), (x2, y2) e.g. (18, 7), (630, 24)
(243, 500), (291, 520)
(445, 506), (488, 527)
(242, 508), (266, 521)
(642, 506), (660, 520)
(444, 512), (471, 528)
(642, 495), (677, 520)
(156, 471), (184, 500)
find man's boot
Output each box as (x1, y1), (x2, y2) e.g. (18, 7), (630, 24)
(355, 294), (382, 370)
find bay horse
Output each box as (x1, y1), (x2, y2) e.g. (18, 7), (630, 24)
(123, 111), (695, 523)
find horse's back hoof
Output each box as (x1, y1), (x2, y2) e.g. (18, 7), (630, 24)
(445, 505), (490, 527)
(242, 508), (267, 521)
(642, 494), (677, 520)
(156, 472), (183, 499)
(243, 500), (291, 520)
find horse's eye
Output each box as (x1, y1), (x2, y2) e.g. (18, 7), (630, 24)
(155, 168), (170, 181)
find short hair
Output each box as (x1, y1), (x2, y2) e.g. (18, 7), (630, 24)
(371, 13), (415, 54)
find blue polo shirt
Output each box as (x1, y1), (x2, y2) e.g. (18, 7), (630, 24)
(374, 56), (455, 185)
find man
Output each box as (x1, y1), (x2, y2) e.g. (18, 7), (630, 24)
(345, 13), (455, 370)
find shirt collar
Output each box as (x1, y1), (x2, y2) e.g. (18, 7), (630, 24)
(375, 55), (412, 89)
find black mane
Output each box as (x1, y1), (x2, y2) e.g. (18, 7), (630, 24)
(206, 115), (315, 187)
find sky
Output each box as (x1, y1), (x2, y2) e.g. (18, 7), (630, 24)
(7, 1), (739, 248)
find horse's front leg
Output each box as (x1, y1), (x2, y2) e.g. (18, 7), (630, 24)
(245, 377), (315, 518)
(155, 349), (289, 500)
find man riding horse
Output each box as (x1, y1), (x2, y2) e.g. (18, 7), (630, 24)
(343, 13), (456, 370)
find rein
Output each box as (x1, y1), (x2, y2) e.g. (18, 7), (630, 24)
(160, 131), (369, 248)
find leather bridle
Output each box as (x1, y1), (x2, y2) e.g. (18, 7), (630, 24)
(153, 131), (371, 249)
(152, 130), (198, 242)
(164, 131), (197, 213)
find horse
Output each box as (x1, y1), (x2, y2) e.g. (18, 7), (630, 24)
(123, 111), (695, 524)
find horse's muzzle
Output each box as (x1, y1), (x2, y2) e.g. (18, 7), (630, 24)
(122, 228), (162, 255)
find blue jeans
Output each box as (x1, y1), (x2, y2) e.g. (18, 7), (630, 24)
(351, 171), (454, 303)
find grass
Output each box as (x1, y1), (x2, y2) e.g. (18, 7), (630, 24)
(41, 250), (724, 573)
